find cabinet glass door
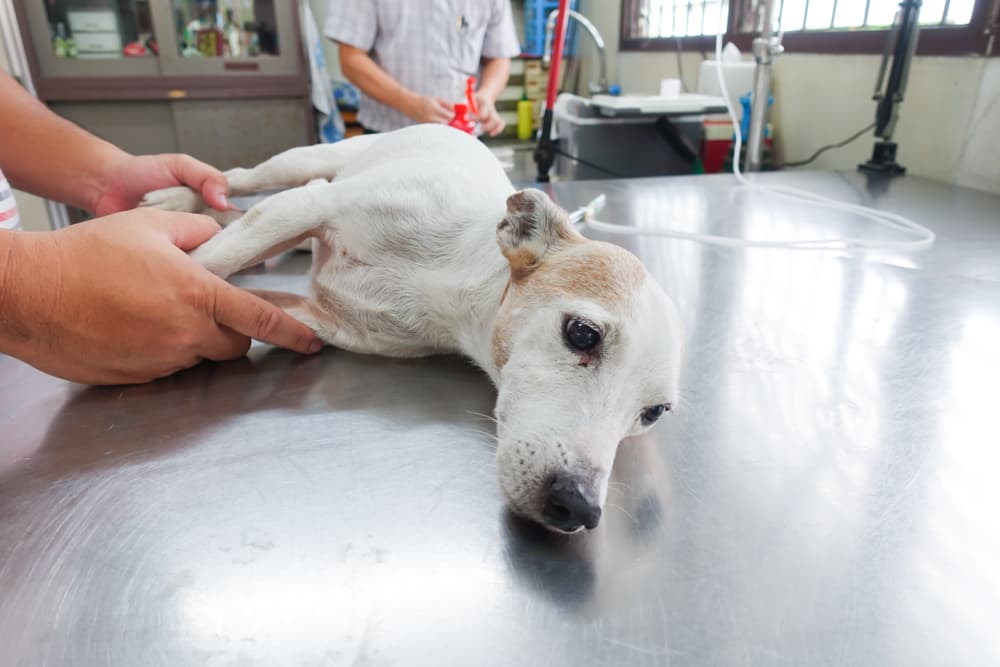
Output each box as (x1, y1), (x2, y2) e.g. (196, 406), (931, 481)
(156, 1), (300, 76)
(22, 0), (162, 77)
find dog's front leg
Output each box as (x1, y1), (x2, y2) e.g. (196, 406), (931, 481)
(190, 184), (332, 278)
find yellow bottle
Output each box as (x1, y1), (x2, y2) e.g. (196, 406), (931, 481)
(517, 93), (534, 141)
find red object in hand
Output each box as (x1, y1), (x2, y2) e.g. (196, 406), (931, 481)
(465, 76), (479, 116)
(448, 103), (475, 134)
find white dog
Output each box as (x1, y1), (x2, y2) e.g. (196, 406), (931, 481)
(142, 124), (682, 533)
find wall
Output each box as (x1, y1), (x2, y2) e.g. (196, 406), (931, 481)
(771, 55), (985, 185)
(955, 59), (1000, 194)
(576, 0), (1000, 195)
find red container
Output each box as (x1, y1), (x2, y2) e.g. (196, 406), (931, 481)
(701, 119), (734, 174)
(448, 103), (475, 134)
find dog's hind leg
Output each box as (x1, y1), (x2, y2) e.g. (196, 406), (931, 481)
(247, 289), (327, 330)
(140, 134), (381, 212)
(248, 290), (356, 349)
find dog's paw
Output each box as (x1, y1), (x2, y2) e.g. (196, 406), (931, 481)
(140, 186), (205, 212)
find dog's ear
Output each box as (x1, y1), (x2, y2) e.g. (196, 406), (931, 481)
(497, 189), (579, 280)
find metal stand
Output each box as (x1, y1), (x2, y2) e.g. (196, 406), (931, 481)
(745, 0), (783, 173)
(534, 0), (571, 182)
(859, 0), (922, 176)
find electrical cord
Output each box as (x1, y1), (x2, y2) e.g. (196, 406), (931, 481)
(548, 145), (623, 178)
(568, 2), (936, 252)
(782, 122), (876, 168)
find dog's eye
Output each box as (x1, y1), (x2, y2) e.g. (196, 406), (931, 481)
(564, 318), (601, 352)
(640, 403), (671, 425)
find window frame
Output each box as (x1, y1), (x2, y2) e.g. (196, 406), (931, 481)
(619, 0), (1000, 56)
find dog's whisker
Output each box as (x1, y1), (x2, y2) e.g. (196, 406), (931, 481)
(607, 501), (638, 525)
(470, 430), (499, 444)
(464, 410), (499, 425)
(606, 481), (633, 493)
(460, 427), (500, 450)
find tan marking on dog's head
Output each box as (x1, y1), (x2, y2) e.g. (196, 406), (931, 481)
(501, 247), (542, 281)
(491, 240), (647, 370)
(522, 241), (646, 308)
(492, 279), (514, 368)
(492, 322), (512, 369)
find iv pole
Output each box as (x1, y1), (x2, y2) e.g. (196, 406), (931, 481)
(745, 0), (783, 172)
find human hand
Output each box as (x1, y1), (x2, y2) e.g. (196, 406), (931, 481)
(91, 153), (230, 217)
(473, 93), (506, 137)
(404, 94), (455, 125)
(2, 210), (322, 384)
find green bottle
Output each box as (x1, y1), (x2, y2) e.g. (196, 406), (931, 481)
(53, 22), (67, 58)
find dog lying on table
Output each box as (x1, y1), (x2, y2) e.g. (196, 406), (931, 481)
(141, 124), (682, 534)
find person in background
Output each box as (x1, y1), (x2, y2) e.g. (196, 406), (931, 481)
(326, 0), (520, 136)
(0, 71), (322, 385)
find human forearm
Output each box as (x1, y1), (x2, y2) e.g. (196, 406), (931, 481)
(0, 230), (63, 369)
(472, 58), (512, 137)
(0, 231), (33, 357)
(338, 43), (452, 124)
(0, 71), (128, 213)
(478, 58), (511, 103)
(338, 43), (417, 117)
(0, 71), (229, 216)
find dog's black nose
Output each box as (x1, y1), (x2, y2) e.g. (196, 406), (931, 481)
(543, 473), (602, 532)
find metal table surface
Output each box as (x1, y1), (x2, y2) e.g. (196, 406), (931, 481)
(2, 171), (999, 666)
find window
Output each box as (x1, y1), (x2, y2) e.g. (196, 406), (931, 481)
(630, 0), (730, 38)
(773, 0), (975, 31)
(620, 0), (998, 55)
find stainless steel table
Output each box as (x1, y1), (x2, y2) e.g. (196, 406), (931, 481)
(3, 172), (999, 666)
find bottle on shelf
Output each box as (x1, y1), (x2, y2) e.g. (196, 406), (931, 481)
(224, 10), (241, 56)
(53, 22), (68, 58)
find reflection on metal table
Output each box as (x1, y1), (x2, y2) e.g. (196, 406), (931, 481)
(2, 171), (999, 666)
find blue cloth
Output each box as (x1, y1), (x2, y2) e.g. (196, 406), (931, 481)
(300, 0), (345, 143)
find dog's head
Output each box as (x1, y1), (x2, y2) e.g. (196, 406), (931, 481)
(491, 189), (682, 533)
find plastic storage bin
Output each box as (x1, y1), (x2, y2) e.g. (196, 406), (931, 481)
(522, 0), (578, 57)
(553, 94), (704, 180)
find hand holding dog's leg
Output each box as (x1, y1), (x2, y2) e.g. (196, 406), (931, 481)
(94, 153), (229, 216)
(141, 135), (380, 213)
(0, 211), (321, 385)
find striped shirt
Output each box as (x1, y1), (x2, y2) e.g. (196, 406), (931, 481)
(325, 0), (520, 132)
(0, 169), (20, 231)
